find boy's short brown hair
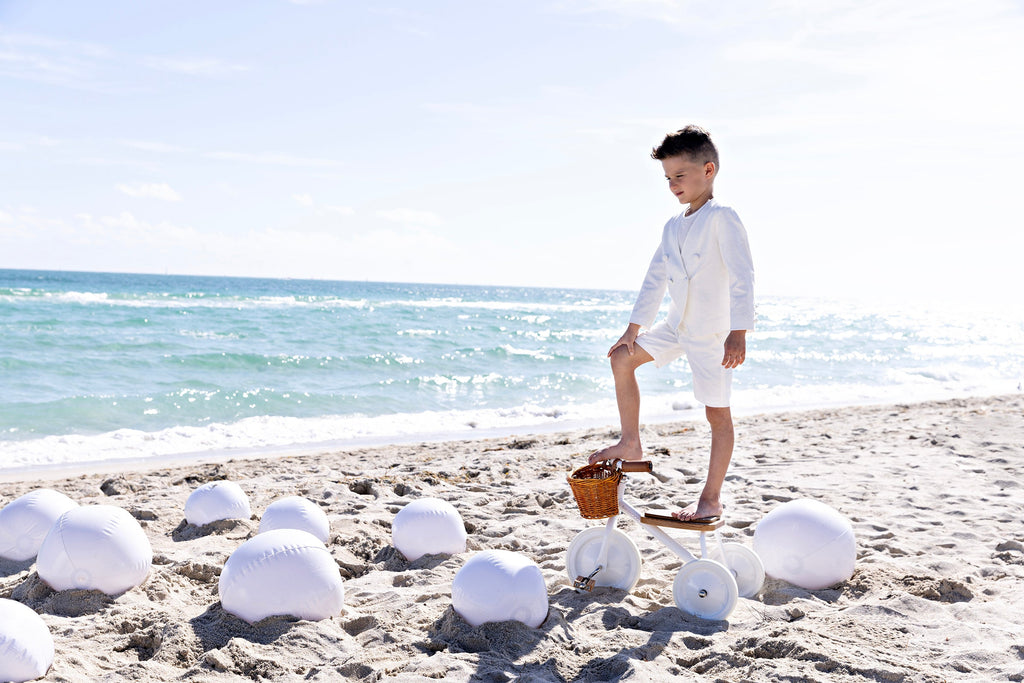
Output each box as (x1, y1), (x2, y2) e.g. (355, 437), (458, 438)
(651, 125), (720, 169)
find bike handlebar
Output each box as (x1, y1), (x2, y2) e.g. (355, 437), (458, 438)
(618, 459), (653, 473)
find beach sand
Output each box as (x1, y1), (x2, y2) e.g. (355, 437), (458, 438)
(2, 394), (1022, 682)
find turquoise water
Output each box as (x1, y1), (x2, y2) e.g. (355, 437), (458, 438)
(1, 269), (1019, 470)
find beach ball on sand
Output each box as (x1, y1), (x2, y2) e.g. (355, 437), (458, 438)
(0, 489), (78, 562)
(259, 496), (330, 543)
(753, 499), (856, 590)
(452, 550), (548, 628)
(392, 498), (467, 561)
(184, 481), (251, 526)
(0, 598), (54, 683)
(219, 529), (344, 624)
(37, 505), (152, 595)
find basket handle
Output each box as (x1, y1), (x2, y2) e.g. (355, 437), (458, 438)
(617, 459), (653, 473)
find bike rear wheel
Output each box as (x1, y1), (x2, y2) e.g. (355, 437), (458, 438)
(672, 559), (738, 620)
(708, 542), (765, 598)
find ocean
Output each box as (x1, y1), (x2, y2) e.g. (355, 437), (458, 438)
(1, 269), (1020, 472)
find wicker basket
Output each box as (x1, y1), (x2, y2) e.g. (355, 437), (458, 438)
(567, 463), (622, 519)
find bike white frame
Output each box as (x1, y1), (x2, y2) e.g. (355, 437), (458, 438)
(588, 478), (730, 578)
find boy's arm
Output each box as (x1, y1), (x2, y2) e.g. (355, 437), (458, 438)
(629, 242), (669, 329)
(717, 208), (755, 332)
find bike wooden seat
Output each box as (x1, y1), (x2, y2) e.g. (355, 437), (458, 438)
(641, 512), (724, 531)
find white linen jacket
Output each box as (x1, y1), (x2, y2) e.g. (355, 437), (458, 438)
(629, 199), (755, 337)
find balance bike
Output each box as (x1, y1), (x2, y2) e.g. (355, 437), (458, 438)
(566, 459), (764, 620)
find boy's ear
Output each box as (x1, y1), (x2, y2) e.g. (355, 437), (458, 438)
(704, 162), (716, 178)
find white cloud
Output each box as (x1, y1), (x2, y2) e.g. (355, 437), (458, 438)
(0, 33), (108, 58)
(0, 207), (73, 243)
(291, 194), (354, 216)
(74, 211), (199, 247)
(116, 183), (182, 201)
(376, 208), (443, 227)
(121, 140), (187, 154)
(206, 151), (345, 169)
(1, 206), (462, 283)
(0, 32), (123, 93)
(140, 56), (250, 77)
(550, 0), (740, 28)
(422, 102), (504, 119)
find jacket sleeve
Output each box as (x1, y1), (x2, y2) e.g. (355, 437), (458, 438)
(629, 233), (669, 329)
(717, 208), (756, 331)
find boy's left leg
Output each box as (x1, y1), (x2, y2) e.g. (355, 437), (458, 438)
(674, 331), (736, 521)
(674, 406), (733, 521)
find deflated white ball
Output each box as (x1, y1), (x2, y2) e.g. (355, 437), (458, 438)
(0, 599), (54, 683)
(392, 498), (467, 561)
(753, 499), (856, 590)
(184, 481), (251, 526)
(219, 529), (344, 624)
(0, 489), (78, 562)
(259, 496), (330, 543)
(452, 550), (548, 628)
(37, 505), (152, 595)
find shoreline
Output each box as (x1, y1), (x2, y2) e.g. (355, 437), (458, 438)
(3, 390), (1018, 483)
(2, 393), (1022, 681)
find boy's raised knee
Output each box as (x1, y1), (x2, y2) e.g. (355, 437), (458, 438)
(609, 345), (633, 373)
(609, 344), (652, 375)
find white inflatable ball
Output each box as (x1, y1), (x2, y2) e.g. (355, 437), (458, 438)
(184, 481), (251, 526)
(259, 496), (330, 543)
(37, 505), (152, 595)
(753, 499), (856, 590)
(0, 489), (78, 562)
(219, 529), (344, 624)
(0, 599), (54, 683)
(392, 498), (467, 561)
(451, 550), (548, 628)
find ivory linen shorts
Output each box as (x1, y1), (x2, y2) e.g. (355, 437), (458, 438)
(634, 321), (732, 407)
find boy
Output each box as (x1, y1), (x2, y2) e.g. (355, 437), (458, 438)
(589, 125), (755, 523)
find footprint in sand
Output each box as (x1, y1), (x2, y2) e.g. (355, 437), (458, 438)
(900, 575), (974, 603)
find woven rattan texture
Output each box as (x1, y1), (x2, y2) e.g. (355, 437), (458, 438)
(567, 463), (621, 519)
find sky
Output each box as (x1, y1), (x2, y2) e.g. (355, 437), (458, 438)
(1, 0), (1022, 306)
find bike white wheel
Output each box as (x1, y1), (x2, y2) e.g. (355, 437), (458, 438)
(708, 542), (765, 598)
(565, 526), (642, 592)
(672, 559), (738, 620)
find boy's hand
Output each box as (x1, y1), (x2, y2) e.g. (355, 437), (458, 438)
(722, 330), (746, 368)
(608, 323), (642, 357)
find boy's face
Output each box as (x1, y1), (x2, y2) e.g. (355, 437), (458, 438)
(661, 155), (715, 205)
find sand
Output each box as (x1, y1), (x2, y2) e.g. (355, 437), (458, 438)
(2, 394), (1023, 682)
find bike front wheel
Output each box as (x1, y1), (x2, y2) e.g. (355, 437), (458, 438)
(565, 526), (642, 593)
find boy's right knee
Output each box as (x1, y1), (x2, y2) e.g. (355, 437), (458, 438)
(609, 345), (630, 369)
(610, 344), (647, 373)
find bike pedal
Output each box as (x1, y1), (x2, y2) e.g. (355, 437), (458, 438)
(573, 576), (596, 592)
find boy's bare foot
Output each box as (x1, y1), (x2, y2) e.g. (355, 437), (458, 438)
(673, 499), (724, 522)
(587, 440), (643, 466)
